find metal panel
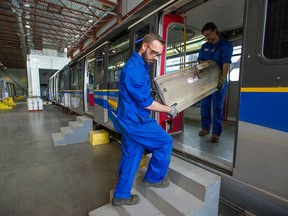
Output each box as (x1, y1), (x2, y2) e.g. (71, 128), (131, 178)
(154, 60), (220, 112)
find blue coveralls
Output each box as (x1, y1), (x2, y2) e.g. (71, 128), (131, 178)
(197, 37), (233, 136)
(113, 51), (173, 199)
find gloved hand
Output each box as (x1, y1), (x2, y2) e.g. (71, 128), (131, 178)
(217, 77), (226, 90)
(168, 104), (178, 119)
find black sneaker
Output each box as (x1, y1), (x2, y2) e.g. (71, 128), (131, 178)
(198, 129), (209, 136)
(111, 194), (140, 206)
(143, 176), (170, 188)
(210, 134), (219, 142)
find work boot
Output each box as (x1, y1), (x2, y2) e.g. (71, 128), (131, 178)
(210, 134), (219, 142)
(198, 129), (209, 136)
(111, 194), (140, 206)
(143, 176), (170, 188)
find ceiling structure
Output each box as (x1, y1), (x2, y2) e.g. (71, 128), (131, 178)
(0, 0), (119, 69)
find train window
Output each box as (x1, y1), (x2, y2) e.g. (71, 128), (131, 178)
(135, 25), (151, 52)
(86, 52), (95, 86)
(229, 46), (242, 82)
(166, 23), (185, 74)
(166, 23), (202, 74)
(108, 36), (129, 83)
(263, 0), (288, 59)
(70, 61), (84, 90)
(94, 50), (105, 89)
(59, 70), (64, 90)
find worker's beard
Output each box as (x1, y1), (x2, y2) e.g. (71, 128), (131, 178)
(142, 50), (154, 65)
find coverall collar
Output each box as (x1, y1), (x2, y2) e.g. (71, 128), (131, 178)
(133, 51), (150, 71)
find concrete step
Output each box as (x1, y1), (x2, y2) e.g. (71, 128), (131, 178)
(89, 188), (164, 216)
(77, 115), (93, 125)
(51, 115), (93, 147)
(148, 154), (221, 216)
(68, 121), (81, 129)
(167, 156), (221, 207)
(88, 155), (221, 216)
(134, 168), (204, 216)
(60, 126), (73, 136)
(51, 132), (65, 146)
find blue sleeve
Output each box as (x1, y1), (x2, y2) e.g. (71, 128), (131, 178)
(123, 65), (153, 108)
(197, 46), (205, 62)
(221, 41), (233, 64)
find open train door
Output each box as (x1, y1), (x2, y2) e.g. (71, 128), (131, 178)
(158, 13), (184, 133)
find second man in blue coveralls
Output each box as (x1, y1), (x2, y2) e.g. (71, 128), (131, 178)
(197, 22), (233, 142)
(112, 33), (178, 206)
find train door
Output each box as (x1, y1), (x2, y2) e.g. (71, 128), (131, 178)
(69, 60), (85, 114)
(63, 66), (70, 108)
(58, 69), (65, 105)
(107, 34), (130, 129)
(55, 72), (60, 103)
(158, 14), (184, 133)
(84, 52), (96, 117)
(94, 44), (109, 126)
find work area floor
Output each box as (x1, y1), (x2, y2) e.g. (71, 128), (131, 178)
(0, 102), (245, 216)
(173, 118), (236, 170)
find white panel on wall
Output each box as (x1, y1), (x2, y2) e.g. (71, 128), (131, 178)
(27, 54), (70, 97)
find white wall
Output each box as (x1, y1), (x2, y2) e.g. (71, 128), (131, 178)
(26, 54), (70, 97)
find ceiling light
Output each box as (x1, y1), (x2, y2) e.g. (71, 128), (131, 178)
(88, 19), (93, 23)
(25, 25), (30, 28)
(24, 3), (30, 7)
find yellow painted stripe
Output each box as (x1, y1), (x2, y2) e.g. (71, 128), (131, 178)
(108, 99), (118, 109)
(63, 90), (82, 92)
(241, 87), (288, 92)
(94, 90), (107, 92)
(94, 89), (119, 92)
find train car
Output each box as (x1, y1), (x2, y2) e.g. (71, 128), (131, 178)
(48, 0), (288, 215)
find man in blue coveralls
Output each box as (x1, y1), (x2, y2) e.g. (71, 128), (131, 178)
(197, 22), (233, 142)
(111, 33), (178, 206)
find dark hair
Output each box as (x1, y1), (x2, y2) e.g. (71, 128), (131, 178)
(201, 22), (219, 36)
(143, 33), (165, 46)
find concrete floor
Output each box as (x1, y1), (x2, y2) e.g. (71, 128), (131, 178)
(0, 102), (245, 216)
(0, 103), (121, 215)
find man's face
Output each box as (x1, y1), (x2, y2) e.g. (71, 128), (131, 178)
(203, 29), (218, 43)
(142, 40), (163, 65)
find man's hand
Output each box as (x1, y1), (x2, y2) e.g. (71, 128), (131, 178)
(217, 77), (225, 90)
(168, 104), (178, 119)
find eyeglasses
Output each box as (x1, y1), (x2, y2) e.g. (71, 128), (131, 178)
(203, 30), (213, 38)
(147, 44), (161, 57)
